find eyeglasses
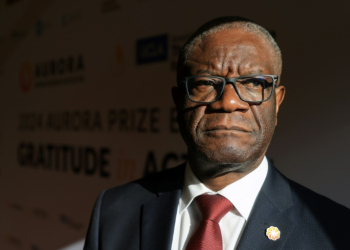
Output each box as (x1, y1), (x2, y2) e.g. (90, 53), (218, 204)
(179, 75), (278, 104)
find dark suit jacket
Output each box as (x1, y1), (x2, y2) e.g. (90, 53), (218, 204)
(84, 161), (350, 250)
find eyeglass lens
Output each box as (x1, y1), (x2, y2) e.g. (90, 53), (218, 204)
(186, 76), (274, 103)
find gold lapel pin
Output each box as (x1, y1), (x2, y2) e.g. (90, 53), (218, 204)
(266, 226), (281, 241)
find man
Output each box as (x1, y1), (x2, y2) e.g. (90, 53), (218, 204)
(84, 17), (350, 250)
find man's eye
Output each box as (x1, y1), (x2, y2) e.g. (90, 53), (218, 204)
(240, 79), (265, 88)
(194, 80), (217, 86)
(190, 81), (216, 93)
(189, 79), (222, 89)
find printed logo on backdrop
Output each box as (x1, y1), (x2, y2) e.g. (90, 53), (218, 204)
(101, 0), (121, 12)
(19, 55), (85, 93)
(143, 151), (187, 177)
(136, 34), (168, 64)
(116, 149), (186, 182)
(170, 33), (191, 71)
(17, 108), (183, 181)
(17, 143), (111, 178)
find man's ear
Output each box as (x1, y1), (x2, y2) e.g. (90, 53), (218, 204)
(274, 85), (285, 126)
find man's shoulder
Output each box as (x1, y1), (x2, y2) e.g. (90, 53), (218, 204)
(268, 163), (350, 215)
(271, 166), (350, 235)
(100, 163), (186, 207)
(287, 177), (350, 218)
(261, 165), (350, 249)
(84, 164), (186, 249)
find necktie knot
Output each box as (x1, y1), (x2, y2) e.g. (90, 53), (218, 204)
(194, 194), (233, 223)
(186, 194), (233, 250)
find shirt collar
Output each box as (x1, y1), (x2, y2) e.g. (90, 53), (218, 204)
(179, 156), (268, 220)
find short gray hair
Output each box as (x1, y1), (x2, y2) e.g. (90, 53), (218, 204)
(177, 16), (282, 82)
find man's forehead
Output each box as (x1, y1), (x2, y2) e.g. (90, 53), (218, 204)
(185, 28), (278, 76)
(192, 29), (273, 57)
(186, 34), (275, 75)
(194, 67), (265, 76)
(188, 61), (272, 77)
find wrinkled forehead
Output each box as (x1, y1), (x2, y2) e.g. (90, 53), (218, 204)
(185, 28), (279, 76)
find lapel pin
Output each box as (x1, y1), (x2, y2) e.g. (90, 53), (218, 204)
(266, 226), (281, 241)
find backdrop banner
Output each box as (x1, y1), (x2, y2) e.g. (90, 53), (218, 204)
(1, 0), (350, 249)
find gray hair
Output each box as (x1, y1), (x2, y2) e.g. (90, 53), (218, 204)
(177, 16), (282, 82)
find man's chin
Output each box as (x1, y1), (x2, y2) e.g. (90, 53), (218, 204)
(196, 146), (255, 165)
(192, 154), (253, 177)
(204, 154), (251, 166)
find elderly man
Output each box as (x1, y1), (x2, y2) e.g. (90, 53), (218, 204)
(84, 17), (350, 250)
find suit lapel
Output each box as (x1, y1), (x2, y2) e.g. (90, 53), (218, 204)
(140, 161), (296, 250)
(237, 162), (296, 250)
(141, 164), (185, 250)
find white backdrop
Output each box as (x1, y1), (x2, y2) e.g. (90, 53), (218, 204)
(0, 0), (350, 249)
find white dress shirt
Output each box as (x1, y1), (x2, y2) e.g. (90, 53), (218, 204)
(171, 157), (268, 250)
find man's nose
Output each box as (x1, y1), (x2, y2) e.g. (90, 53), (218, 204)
(208, 84), (250, 112)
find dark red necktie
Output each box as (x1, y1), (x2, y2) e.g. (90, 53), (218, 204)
(186, 194), (233, 250)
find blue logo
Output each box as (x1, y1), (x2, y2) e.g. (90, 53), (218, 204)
(136, 34), (168, 64)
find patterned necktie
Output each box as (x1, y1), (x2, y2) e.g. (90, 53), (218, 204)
(186, 194), (233, 250)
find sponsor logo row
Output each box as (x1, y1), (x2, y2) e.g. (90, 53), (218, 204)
(20, 55), (85, 93)
(15, 27), (276, 85)
(18, 29), (277, 92)
(1, 203), (84, 249)
(5, 202), (84, 229)
(19, 32), (190, 93)
(5, 202), (85, 230)
(5, 0), (150, 39)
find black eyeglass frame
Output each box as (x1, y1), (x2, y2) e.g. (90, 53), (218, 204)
(179, 74), (278, 104)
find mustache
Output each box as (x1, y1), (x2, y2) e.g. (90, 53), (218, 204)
(201, 115), (254, 133)
(179, 102), (258, 132)
(203, 124), (251, 132)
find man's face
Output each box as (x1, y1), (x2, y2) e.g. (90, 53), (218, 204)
(174, 28), (285, 168)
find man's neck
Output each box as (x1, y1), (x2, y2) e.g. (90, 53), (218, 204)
(188, 155), (265, 192)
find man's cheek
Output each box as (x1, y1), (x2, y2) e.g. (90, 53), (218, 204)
(182, 96), (194, 108)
